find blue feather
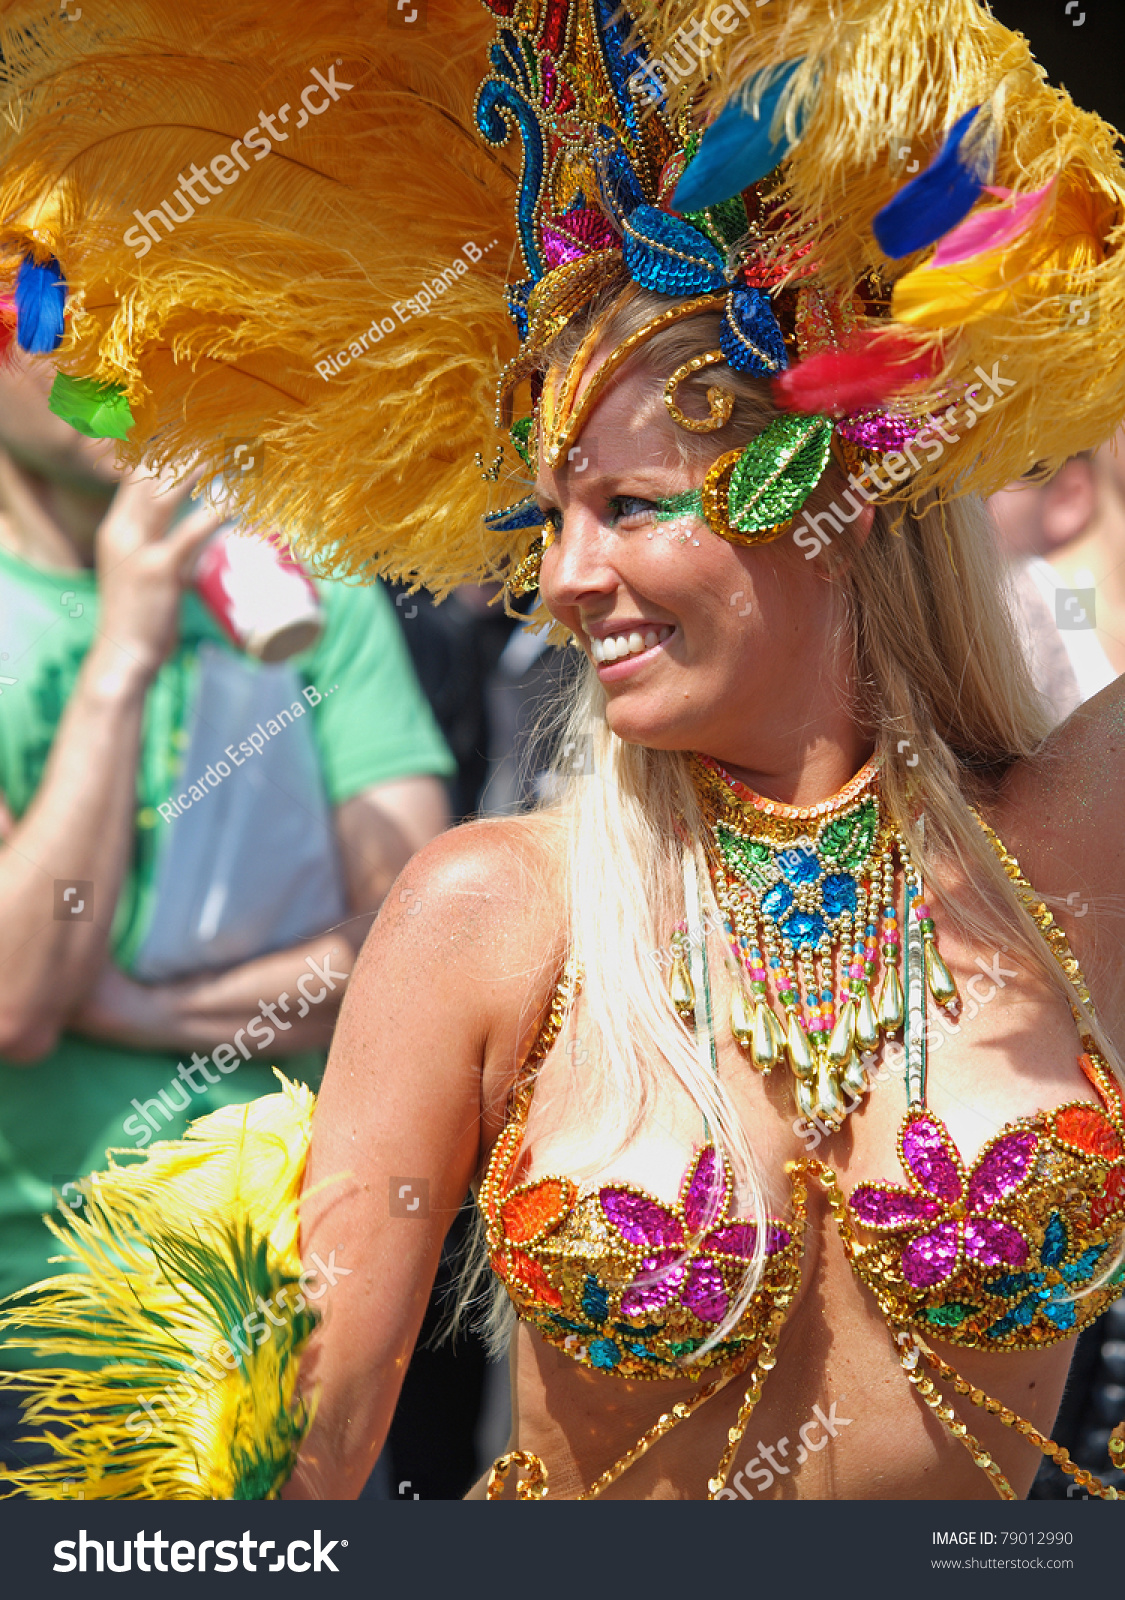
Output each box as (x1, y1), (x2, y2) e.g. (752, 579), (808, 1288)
(672, 61), (804, 212)
(873, 106), (995, 259)
(14, 255), (67, 353)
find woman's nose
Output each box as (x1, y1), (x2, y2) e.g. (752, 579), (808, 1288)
(542, 508), (618, 606)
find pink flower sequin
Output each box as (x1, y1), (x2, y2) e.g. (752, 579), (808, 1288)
(600, 1147), (790, 1325)
(850, 1110), (1036, 1290)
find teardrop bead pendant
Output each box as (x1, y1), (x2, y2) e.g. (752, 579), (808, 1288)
(924, 941), (958, 1006)
(825, 998), (856, 1066)
(786, 1012), (815, 1080)
(750, 1001), (780, 1072)
(765, 1004), (787, 1058)
(855, 985), (879, 1052)
(816, 1059), (845, 1127)
(669, 952), (695, 1018)
(876, 964), (904, 1032)
(730, 982), (755, 1048)
(796, 1075), (818, 1123)
(842, 1050), (868, 1099)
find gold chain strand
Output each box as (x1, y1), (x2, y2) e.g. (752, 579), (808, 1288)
(974, 812), (1095, 1017)
(577, 1350), (757, 1501)
(487, 1451), (549, 1500)
(706, 1168), (812, 1494)
(919, 1343), (1121, 1501)
(889, 1325), (1017, 1500)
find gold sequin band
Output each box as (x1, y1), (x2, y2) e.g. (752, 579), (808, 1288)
(539, 293), (729, 470)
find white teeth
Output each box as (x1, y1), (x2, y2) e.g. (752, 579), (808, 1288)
(591, 625), (673, 663)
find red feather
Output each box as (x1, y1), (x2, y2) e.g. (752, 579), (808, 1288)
(0, 296), (16, 365)
(772, 332), (944, 416)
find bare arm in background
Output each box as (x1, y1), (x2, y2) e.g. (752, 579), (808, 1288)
(0, 471), (221, 1060)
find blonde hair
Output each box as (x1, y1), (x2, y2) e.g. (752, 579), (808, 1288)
(458, 282), (1124, 1356)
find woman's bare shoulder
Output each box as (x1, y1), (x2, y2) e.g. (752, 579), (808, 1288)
(991, 676), (1125, 873)
(377, 808), (569, 1087)
(395, 810), (567, 945)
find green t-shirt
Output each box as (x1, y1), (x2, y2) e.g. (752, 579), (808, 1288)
(0, 545), (454, 1362)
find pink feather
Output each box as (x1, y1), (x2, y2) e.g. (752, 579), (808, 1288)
(772, 331), (944, 416)
(930, 179), (1056, 267)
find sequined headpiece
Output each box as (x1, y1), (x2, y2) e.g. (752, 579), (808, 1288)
(477, 0), (1125, 595)
(476, 0), (882, 578)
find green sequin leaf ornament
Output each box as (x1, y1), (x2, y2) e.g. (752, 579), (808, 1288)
(819, 799), (878, 871)
(727, 413), (834, 537)
(716, 825), (776, 891)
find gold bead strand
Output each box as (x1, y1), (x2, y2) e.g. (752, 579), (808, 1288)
(876, 849), (904, 1032)
(890, 1327), (1017, 1500)
(920, 1345), (1120, 1501)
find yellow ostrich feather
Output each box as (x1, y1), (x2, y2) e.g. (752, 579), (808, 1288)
(0, 0), (520, 593)
(0, 1076), (317, 1500)
(637, 0), (1125, 498)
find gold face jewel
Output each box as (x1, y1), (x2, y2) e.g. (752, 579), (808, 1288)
(663, 351), (735, 433)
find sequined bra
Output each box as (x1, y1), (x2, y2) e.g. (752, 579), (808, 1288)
(479, 829), (1125, 1502)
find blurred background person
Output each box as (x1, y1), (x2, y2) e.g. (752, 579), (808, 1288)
(0, 352), (454, 1478)
(990, 431), (1124, 711)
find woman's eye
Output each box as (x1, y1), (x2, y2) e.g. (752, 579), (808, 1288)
(540, 507), (563, 536)
(608, 496), (657, 525)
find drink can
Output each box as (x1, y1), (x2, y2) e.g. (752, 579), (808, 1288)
(194, 527), (324, 662)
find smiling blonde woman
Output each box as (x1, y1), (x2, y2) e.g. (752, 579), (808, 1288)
(2, 0), (1125, 1503)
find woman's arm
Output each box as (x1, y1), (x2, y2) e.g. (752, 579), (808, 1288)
(995, 672), (1125, 1028)
(281, 816), (560, 1499)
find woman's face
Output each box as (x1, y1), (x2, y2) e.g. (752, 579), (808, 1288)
(536, 359), (864, 778)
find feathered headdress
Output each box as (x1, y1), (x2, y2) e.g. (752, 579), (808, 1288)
(0, 0), (1123, 593)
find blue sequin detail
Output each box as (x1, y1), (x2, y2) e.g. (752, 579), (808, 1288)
(1041, 1211), (1068, 1269)
(622, 204), (726, 296)
(779, 846), (820, 886)
(783, 911), (829, 948)
(761, 883), (794, 920)
(581, 1276), (609, 1325)
(594, 136), (646, 226)
(821, 873), (858, 916)
(484, 497), (544, 533)
(506, 279), (533, 340)
(588, 1338), (621, 1368)
(720, 286), (788, 376)
(594, 0), (654, 147)
(476, 37), (546, 281)
(985, 1212), (1110, 1340)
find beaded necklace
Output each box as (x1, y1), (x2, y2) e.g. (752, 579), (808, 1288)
(668, 754), (959, 1131)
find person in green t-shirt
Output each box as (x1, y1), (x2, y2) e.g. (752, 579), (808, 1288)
(0, 357), (455, 1459)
